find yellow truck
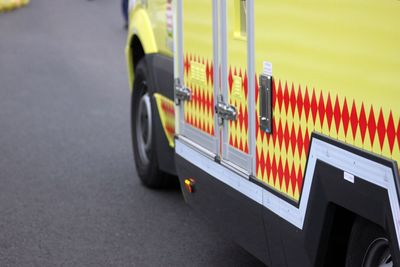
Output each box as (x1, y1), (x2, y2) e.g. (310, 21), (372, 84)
(126, 1), (400, 266)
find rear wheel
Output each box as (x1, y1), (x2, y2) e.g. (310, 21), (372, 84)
(131, 59), (168, 188)
(345, 217), (393, 267)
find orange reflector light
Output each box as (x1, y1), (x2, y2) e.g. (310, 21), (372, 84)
(184, 178), (196, 193)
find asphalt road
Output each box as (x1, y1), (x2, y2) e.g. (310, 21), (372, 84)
(0, 1), (265, 266)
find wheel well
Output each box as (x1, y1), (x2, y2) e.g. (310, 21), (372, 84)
(131, 35), (145, 71)
(316, 203), (356, 267)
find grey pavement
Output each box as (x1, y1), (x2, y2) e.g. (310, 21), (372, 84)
(0, 1), (265, 266)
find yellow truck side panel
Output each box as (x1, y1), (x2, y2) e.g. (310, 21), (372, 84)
(181, 0), (400, 202)
(254, 0), (400, 201)
(147, 0), (174, 57)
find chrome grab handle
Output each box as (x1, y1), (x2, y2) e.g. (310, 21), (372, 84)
(174, 78), (192, 105)
(215, 101), (237, 122)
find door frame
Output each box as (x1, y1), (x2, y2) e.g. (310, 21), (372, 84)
(174, 0), (256, 176)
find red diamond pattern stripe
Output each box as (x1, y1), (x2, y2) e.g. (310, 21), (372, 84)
(183, 54), (214, 136)
(256, 77), (399, 202)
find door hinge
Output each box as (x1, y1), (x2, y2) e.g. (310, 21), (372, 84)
(174, 78), (192, 105)
(215, 95), (237, 125)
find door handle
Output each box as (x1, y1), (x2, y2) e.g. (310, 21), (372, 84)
(259, 74), (272, 133)
(216, 101), (238, 123)
(174, 78), (192, 105)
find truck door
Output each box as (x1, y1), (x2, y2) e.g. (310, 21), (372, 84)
(220, 0), (254, 173)
(174, 0), (219, 155)
(175, 0), (255, 175)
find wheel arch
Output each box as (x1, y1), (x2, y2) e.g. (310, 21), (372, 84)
(125, 7), (158, 91)
(129, 51), (176, 177)
(299, 134), (400, 266)
(260, 133), (400, 266)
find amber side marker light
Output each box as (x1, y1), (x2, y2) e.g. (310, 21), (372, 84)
(184, 178), (196, 193)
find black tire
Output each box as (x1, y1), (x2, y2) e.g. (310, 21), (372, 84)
(345, 217), (393, 267)
(131, 58), (168, 188)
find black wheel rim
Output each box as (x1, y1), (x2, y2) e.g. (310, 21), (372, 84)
(136, 82), (152, 165)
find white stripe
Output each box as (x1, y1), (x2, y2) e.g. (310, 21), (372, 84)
(176, 139), (263, 204)
(175, 137), (400, 247)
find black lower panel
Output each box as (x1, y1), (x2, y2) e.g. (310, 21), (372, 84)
(263, 160), (399, 267)
(151, 96), (176, 175)
(176, 154), (400, 267)
(143, 53), (176, 176)
(145, 53), (174, 99)
(175, 154), (271, 265)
